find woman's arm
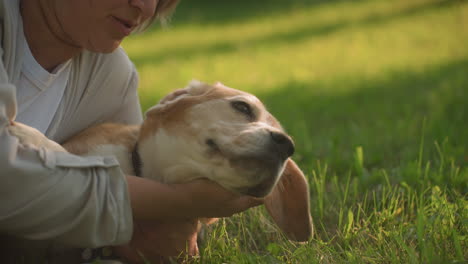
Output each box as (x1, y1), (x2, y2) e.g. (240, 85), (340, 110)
(117, 176), (262, 262)
(0, 56), (134, 247)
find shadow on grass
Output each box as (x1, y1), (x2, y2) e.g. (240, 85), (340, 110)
(257, 58), (467, 190)
(163, 0), (346, 26)
(132, 0), (458, 67)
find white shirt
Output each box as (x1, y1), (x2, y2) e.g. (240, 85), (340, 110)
(0, 0), (144, 254)
(15, 40), (71, 134)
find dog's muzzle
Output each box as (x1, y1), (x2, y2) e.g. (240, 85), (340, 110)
(241, 132), (295, 197)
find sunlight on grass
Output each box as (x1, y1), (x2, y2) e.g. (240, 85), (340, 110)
(123, 0), (468, 107)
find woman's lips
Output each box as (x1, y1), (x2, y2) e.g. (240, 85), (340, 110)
(111, 16), (136, 36)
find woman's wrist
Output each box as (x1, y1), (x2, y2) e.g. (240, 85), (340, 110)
(175, 179), (263, 218)
(125, 175), (192, 220)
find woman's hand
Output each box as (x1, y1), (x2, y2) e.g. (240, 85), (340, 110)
(179, 178), (264, 218)
(126, 176), (263, 220)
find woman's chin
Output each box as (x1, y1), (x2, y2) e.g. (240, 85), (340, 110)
(87, 40), (123, 54)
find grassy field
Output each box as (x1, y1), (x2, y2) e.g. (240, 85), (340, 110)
(123, 0), (467, 263)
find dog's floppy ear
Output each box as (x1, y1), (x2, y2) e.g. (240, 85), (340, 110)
(187, 79), (213, 95)
(264, 159), (313, 242)
(157, 80), (209, 106)
(145, 80), (213, 117)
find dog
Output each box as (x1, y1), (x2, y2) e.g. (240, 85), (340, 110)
(8, 80), (313, 262)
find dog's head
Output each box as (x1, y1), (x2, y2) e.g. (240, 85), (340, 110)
(138, 80), (312, 241)
(139, 80), (294, 197)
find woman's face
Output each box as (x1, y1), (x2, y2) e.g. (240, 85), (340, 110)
(53, 0), (158, 53)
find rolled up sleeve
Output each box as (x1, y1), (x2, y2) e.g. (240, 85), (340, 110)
(0, 61), (133, 248)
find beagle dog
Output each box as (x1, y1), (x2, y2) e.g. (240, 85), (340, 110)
(8, 80), (313, 262)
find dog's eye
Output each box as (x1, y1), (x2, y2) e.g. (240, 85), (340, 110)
(231, 101), (254, 119)
(206, 139), (220, 152)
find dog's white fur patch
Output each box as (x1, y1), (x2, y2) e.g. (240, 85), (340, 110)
(139, 128), (253, 192)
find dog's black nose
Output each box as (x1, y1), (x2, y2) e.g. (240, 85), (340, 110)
(270, 131), (295, 158)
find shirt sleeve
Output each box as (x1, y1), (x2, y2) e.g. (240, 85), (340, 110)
(0, 54), (133, 247)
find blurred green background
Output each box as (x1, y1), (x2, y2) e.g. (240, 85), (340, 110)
(123, 0), (467, 262)
(125, 0), (467, 175)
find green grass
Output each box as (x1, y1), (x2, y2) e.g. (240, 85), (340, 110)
(123, 0), (467, 263)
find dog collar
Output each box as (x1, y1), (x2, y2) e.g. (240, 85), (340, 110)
(131, 143), (142, 177)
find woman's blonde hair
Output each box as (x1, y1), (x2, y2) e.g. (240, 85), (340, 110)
(136, 0), (180, 32)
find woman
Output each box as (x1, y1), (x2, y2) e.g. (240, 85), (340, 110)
(0, 0), (261, 263)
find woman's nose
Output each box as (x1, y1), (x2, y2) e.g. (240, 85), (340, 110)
(129, 0), (158, 18)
